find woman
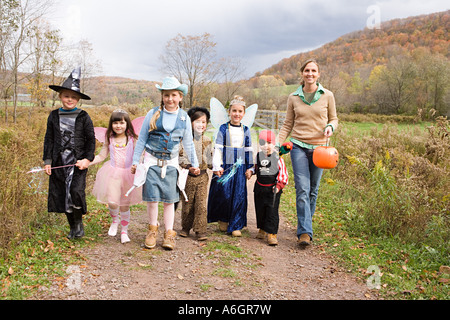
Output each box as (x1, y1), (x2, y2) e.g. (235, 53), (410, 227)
(278, 59), (338, 246)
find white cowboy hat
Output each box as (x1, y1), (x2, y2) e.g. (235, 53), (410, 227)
(155, 77), (188, 96)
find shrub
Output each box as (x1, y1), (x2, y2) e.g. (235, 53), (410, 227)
(329, 118), (449, 249)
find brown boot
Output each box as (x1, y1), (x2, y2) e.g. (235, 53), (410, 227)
(144, 224), (158, 249)
(298, 233), (311, 246)
(267, 233), (278, 246)
(196, 232), (208, 241)
(256, 229), (266, 239)
(218, 221), (228, 232)
(162, 229), (177, 250)
(179, 229), (189, 237)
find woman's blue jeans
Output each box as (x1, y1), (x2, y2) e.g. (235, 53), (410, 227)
(290, 144), (323, 240)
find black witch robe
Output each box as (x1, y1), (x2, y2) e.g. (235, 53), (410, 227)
(43, 109), (96, 214)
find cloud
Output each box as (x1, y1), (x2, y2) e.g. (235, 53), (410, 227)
(50, 0), (449, 81)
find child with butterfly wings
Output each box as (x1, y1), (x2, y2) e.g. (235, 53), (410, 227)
(207, 96), (257, 237)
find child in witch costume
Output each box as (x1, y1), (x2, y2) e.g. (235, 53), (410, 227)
(250, 130), (288, 246)
(43, 67), (96, 239)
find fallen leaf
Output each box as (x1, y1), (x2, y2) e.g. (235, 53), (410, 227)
(402, 265), (407, 271)
(8, 267), (13, 275)
(439, 265), (450, 274)
(137, 262), (151, 268)
(44, 240), (54, 252)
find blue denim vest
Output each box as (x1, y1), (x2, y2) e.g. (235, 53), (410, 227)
(146, 106), (187, 160)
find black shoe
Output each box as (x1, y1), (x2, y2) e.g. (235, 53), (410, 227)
(72, 208), (85, 238)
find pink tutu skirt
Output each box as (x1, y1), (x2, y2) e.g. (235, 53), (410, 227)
(92, 161), (142, 206)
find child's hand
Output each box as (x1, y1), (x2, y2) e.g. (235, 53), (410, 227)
(213, 168), (224, 177)
(44, 165), (52, 176)
(76, 159), (90, 170)
(131, 165), (137, 174)
(245, 169), (253, 180)
(189, 167), (200, 176)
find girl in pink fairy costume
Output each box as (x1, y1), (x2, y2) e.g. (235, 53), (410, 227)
(90, 109), (143, 243)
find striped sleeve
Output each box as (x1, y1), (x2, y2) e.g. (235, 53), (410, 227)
(276, 157), (288, 190)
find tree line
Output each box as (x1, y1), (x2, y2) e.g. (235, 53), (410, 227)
(0, 0), (101, 123)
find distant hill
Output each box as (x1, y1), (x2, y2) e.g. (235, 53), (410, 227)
(85, 76), (160, 105)
(259, 10), (449, 84)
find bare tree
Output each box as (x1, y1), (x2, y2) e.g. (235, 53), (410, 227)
(1, 0), (53, 122)
(0, 0), (20, 122)
(216, 56), (245, 103)
(159, 33), (219, 108)
(26, 18), (62, 108)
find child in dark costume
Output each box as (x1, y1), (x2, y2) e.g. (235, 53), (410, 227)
(179, 107), (213, 241)
(251, 130), (288, 246)
(43, 67), (96, 239)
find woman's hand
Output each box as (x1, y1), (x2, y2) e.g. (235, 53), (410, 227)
(131, 164), (137, 174)
(324, 126), (333, 138)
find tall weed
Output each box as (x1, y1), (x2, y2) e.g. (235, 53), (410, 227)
(330, 118), (449, 249)
(0, 120), (48, 258)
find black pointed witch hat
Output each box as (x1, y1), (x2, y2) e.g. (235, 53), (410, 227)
(49, 67), (91, 100)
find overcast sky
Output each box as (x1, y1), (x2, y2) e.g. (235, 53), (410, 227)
(48, 0), (448, 81)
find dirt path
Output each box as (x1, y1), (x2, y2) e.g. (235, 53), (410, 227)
(34, 179), (374, 301)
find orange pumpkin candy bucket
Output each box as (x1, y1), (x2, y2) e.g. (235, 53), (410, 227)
(313, 139), (339, 169)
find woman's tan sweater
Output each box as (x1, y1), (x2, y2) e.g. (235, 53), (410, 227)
(278, 86), (338, 146)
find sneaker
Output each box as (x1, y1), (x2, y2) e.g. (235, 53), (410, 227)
(121, 232), (130, 244)
(108, 222), (119, 236)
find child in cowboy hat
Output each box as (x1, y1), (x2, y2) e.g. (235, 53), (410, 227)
(131, 77), (200, 250)
(43, 67), (96, 239)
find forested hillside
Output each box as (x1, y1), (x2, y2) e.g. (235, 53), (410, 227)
(250, 10), (449, 116)
(86, 76), (160, 106)
(260, 10), (449, 84)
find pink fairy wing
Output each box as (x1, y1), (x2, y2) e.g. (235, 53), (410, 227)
(132, 116), (145, 136)
(94, 127), (107, 143)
